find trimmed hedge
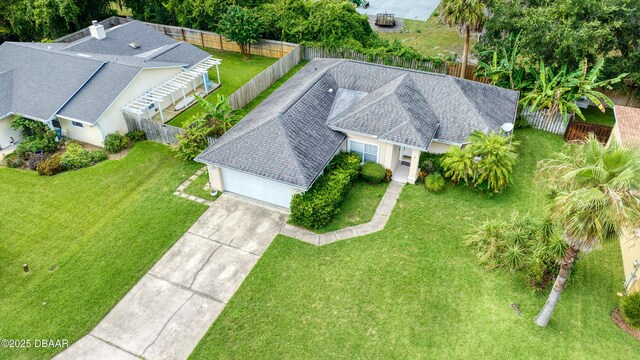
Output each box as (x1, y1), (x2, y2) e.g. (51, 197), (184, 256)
(361, 161), (385, 183)
(289, 152), (361, 230)
(126, 130), (146, 142)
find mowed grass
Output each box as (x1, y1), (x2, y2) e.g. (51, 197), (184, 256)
(168, 49), (278, 127)
(0, 142), (207, 360)
(183, 169), (219, 201)
(190, 129), (640, 359)
(315, 180), (389, 234)
(581, 106), (616, 127)
(379, 17), (477, 58)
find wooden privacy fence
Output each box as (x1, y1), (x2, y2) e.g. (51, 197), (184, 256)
(124, 114), (185, 145)
(520, 108), (570, 134)
(303, 46), (449, 74)
(600, 87), (640, 108)
(228, 46), (302, 109)
(564, 119), (613, 144)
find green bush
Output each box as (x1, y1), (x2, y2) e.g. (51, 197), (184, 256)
(11, 117), (59, 155)
(620, 293), (640, 329)
(465, 213), (570, 290)
(36, 154), (64, 176)
(2, 152), (24, 168)
(361, 161), (385, 183)
(290, 152), (361, 229)
(419, 152), (445, 174)
(424, 173), (445, 192)
(61, 143), (108, 170)
(104, 132), (130, 154)
(126, 130), (146, 142)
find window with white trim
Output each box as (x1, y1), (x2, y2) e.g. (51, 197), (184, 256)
(71, 121), (84, 128)
(348, 140), (378, 163)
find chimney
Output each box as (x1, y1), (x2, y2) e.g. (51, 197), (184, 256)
(89, 20), (106, 40)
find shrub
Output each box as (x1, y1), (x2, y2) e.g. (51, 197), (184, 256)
(620, 293), (640, 329)
(419, 152), (444, 174)
(176, 116), (214, 160)
(126, 130), (146, 142)
(442, 146), (476, 185)
(361, 161), (385, 183)
(289, 152), (361, 229)
(11, 117), (59, 154)
(417, 170), (427, 184)
(37, 154), (64, 176)
(384, 168), (393, 182)
(104, 133), (130, 153)
(61, 143), (108, 170)
(424, 173), (445, 192)
(465, 213), (570, 290)
(3, 152), (24, 168)
(26, 152), (47, 170)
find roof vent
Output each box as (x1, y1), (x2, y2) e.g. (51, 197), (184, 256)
(128, 42), (141, 49)
(89, 20), (106, 40)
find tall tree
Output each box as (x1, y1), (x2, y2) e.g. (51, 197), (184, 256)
(534, 135), (640, 326)
(219, 5), (265, 60)
(440, 0), (487, 79)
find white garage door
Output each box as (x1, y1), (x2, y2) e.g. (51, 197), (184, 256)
(222, 168), (294, 208)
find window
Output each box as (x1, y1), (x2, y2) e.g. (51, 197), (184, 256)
(348, 140), (378, 163)
(71, 121), (84, 128)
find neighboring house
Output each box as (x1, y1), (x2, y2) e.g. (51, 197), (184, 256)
(0, 20), (219, 149)
(196, 59), (519, 208)
(612, 106), (640, 293)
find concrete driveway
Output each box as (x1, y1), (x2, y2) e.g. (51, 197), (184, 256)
(55, 195), (288, 360)
(357, 0), (441, 21)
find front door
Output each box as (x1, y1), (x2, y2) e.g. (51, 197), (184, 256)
(400, 146), (412, 160)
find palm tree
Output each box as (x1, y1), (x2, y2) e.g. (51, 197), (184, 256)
(467, 130), (518, 193)
(442, 146), (476, 185)
(441, 0), (487, 79)
(534, 135), (640, 326)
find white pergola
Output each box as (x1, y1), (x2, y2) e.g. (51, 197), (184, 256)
(122, 57), (221, 122)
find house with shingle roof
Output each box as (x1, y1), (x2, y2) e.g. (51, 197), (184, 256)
(0, 20), (220, 149)
(196, 59), (519, 208)
(612, 105), (640, 294)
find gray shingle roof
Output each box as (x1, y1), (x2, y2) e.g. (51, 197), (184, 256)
(0, 20), (210, 124)
(327, 74), (440, 148)
(0, 42), (105, 121)
(57, 63), (142, 123)
(63, 21), (209, 68)
(0, 70), (13, 116)
(197, 59), (518, 189)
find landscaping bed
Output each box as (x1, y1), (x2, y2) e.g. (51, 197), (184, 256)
(189, 129), (640, 358)
(0, 142), (207, 359)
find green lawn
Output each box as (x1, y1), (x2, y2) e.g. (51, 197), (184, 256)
(168, 49), (278, 128)
(0, 142), (207, 360)
(190, 129), (639, 359)
(580, 106), (616, 127)
(315, 180), (389, 234)
(379, 17), (476, 58)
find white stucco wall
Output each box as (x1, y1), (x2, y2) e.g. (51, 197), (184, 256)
(427, 140), (455, 154)
(96, 66), (183, 141)
(57, 117), (103, 146)
(0, 115), (21, 149)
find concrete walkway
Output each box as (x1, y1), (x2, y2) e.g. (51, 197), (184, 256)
(173, 166), (216, 206)
(280, 181), (404, 246)
(55, 195), (288, 360)
(56, 181), (403, 360)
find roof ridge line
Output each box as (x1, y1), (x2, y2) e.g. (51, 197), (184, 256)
(450, 77), (491, 128)
(330, 73), (408, 125)
(7, 42), (107, 65)
(277, 60), (344, 115)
